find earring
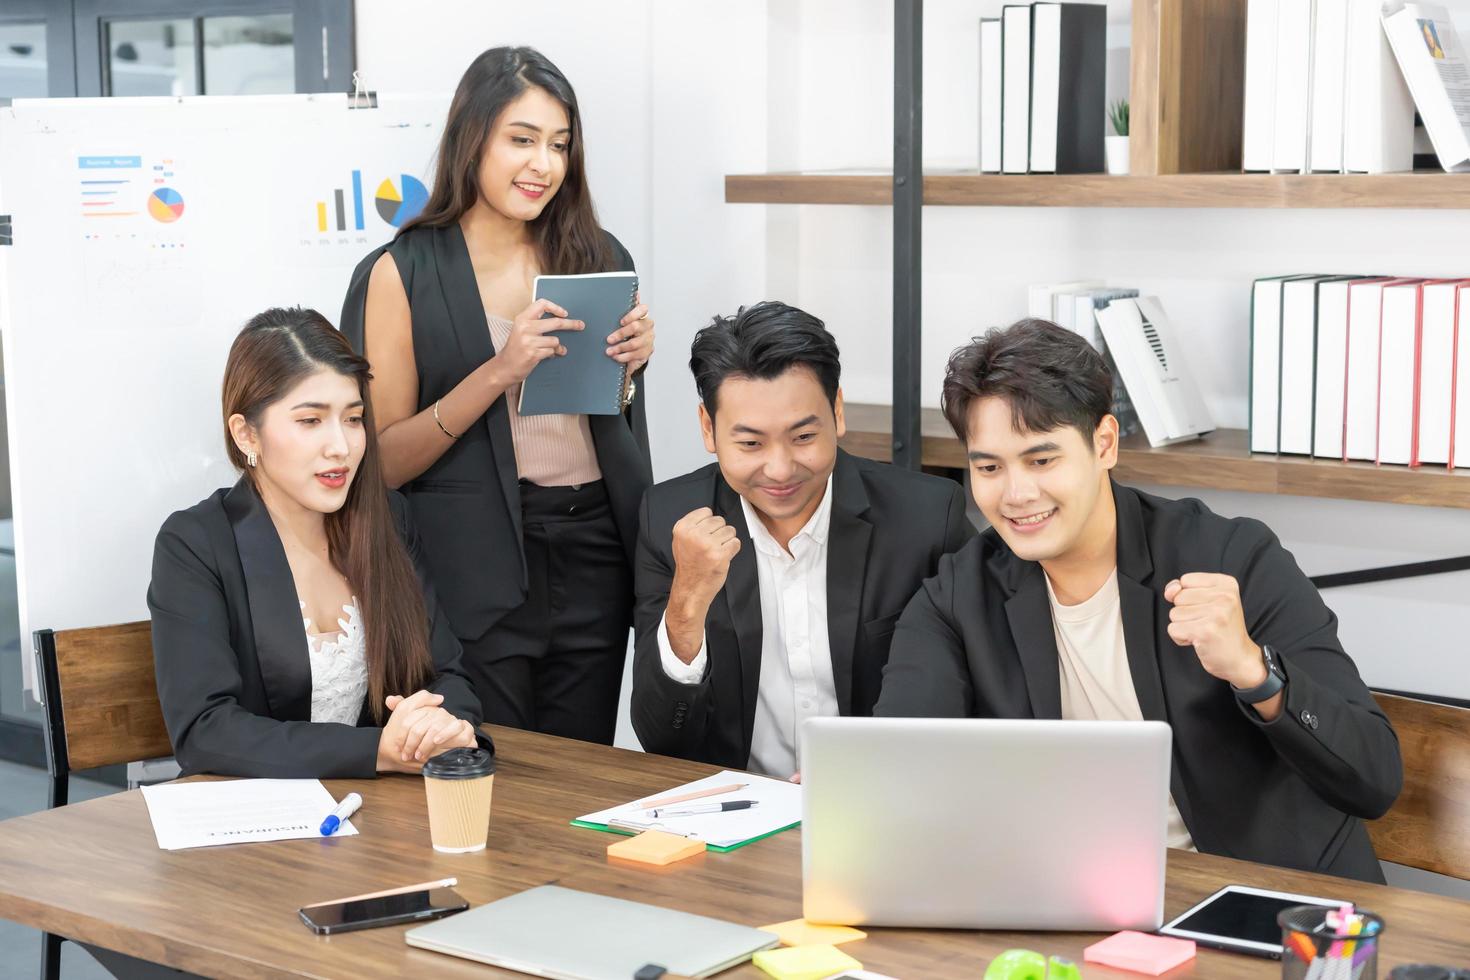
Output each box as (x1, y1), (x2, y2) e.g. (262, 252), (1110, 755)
(247, 451), (257, 468)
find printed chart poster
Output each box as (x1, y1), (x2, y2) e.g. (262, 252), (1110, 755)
(272, 108), (444, 268)
(77, 149), (204, 331)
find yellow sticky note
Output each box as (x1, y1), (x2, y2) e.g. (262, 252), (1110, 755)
(752, 943), (862, 980)
(606, 829), (705, 866)
(758, 918), (867, 947)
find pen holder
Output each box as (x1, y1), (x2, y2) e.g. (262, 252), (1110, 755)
(1279, 906), (1384, 980)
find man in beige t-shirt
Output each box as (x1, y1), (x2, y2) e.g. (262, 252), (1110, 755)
(876, 318), (1402, 883)
(1046, 568), (1193, 849)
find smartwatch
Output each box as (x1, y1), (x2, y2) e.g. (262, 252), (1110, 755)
(1232, 643), (1286, 704)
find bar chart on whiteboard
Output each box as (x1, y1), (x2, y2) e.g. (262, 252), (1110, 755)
(0, 93), (450, 693)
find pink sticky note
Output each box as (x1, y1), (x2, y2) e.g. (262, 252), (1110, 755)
(1083, 931), (1196, 976)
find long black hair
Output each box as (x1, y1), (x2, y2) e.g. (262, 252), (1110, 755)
(222, 308), (434, 721)
(401, 46), (613, 275)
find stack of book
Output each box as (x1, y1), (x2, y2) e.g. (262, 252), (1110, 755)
(1382, 3), (1470, 172)
(1242, 0), (1416, 173)
(1249, 275), (1470, 467)
(980, 2), (1107, 174)
(1027, 282), (1215, 447)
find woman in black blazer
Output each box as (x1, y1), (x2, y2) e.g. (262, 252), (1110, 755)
(148, 308), (488, 778)
(340, 46), (654, 744)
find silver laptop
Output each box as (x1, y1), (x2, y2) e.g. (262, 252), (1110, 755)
(405, 885), (778, 980)
(801, 716), (1172, 931)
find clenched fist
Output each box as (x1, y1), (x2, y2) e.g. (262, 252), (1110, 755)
(664, 508), (743, 665)
(1163, 572), (1270, 691)
(671, 507), (741, 601)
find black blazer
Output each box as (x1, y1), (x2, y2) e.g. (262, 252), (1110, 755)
(875, 482), (1403, 883)
(339, 224), (653, 641)
(147, 479), (487, 779)
(632, 450), (977, 768)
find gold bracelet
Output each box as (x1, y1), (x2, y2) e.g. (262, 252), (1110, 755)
(433, 399), (459, 440)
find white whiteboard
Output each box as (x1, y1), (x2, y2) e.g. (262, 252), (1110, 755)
(0, 93), (449, 695)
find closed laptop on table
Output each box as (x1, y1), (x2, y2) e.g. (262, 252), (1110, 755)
(405, 885), (778, 980)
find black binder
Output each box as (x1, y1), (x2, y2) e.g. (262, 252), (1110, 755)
(1028, 1), (1107, 174)
(518, 272), (638, 416)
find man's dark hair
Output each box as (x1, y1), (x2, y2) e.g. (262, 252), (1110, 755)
(941, 318), (1114, 443)
(690, 301), (841, 417)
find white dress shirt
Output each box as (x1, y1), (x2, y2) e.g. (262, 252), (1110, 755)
(658, 475), (839, 777)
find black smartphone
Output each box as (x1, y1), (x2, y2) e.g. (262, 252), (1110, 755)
(297, 887), (469, 935)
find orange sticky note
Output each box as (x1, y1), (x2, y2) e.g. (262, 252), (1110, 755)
(758, 918), (867, 947)
(606, 829), (705, 866)
(1084, 931), (1196, 975)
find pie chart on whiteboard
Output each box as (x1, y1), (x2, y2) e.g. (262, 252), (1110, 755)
(375, 174), (428, 227)
(147, 187), (185, 222)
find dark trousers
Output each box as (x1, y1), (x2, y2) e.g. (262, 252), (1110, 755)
(461, 480), (632, 744)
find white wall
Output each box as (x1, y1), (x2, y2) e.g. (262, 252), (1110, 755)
(355, 1), (654, 297)
(355, 0), (768, 483)
(767, 0), (1470, 702)
(355, 1), (770, 749)
(357, 0), (1469, 723)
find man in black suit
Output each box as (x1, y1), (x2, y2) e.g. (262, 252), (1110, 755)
(875, 318), (1402, 882)
(632, 302), (975, 776)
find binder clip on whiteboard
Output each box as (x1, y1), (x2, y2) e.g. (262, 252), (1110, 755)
(348, 71), (377, 109)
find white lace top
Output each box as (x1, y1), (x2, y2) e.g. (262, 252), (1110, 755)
(302, 597), (368, 725)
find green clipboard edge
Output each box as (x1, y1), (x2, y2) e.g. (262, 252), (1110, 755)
(569, 818), (800, 854)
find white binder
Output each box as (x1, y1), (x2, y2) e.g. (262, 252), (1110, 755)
(1096, 297), (1215, 448)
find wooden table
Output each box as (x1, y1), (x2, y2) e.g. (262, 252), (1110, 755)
(1, 727), (1466, 979)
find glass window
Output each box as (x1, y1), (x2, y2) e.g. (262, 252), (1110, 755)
(202, 14), (293, 96)
(0, 25), (37, 729)
(0, 21), (48, 101)
(106, 18), (196, 97)
(0, 346), (30, 728)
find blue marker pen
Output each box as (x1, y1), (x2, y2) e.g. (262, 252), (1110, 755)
(320, 793), (363, 836)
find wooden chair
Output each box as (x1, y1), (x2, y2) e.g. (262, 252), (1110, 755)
(1368, 692), (1470, 881)
(34, 622), (172, 980)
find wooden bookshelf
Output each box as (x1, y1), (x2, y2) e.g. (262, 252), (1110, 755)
(840, 402), (1470, 510)
(725, 171), (1470, 209)
(734, 0), (1470, 519)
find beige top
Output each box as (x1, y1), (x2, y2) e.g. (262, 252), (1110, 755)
(487, 313), (602, 487)
(1046, 569), (1196, 852)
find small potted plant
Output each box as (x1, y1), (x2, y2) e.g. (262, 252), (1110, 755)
(1106, 98), (1130, 175)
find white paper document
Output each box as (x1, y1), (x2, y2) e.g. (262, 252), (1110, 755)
(140, 779), (358, 850)
(576, 770), (801, 850)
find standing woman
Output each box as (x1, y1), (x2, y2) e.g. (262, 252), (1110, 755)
(341, 46), (655, 745)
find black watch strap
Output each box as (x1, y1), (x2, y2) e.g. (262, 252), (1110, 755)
(1233, 644), (1286, 704)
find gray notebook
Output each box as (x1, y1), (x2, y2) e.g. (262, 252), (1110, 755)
(517, 272), (638, 417)
(404, 885), (778, 979)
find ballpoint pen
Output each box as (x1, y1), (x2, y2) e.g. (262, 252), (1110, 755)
(650, 800), (759, 818)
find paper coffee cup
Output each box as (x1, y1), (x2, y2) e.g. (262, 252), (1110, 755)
(422, 747), (496, 853)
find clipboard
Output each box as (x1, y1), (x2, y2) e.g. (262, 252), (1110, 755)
(571, 770), (801, 853)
